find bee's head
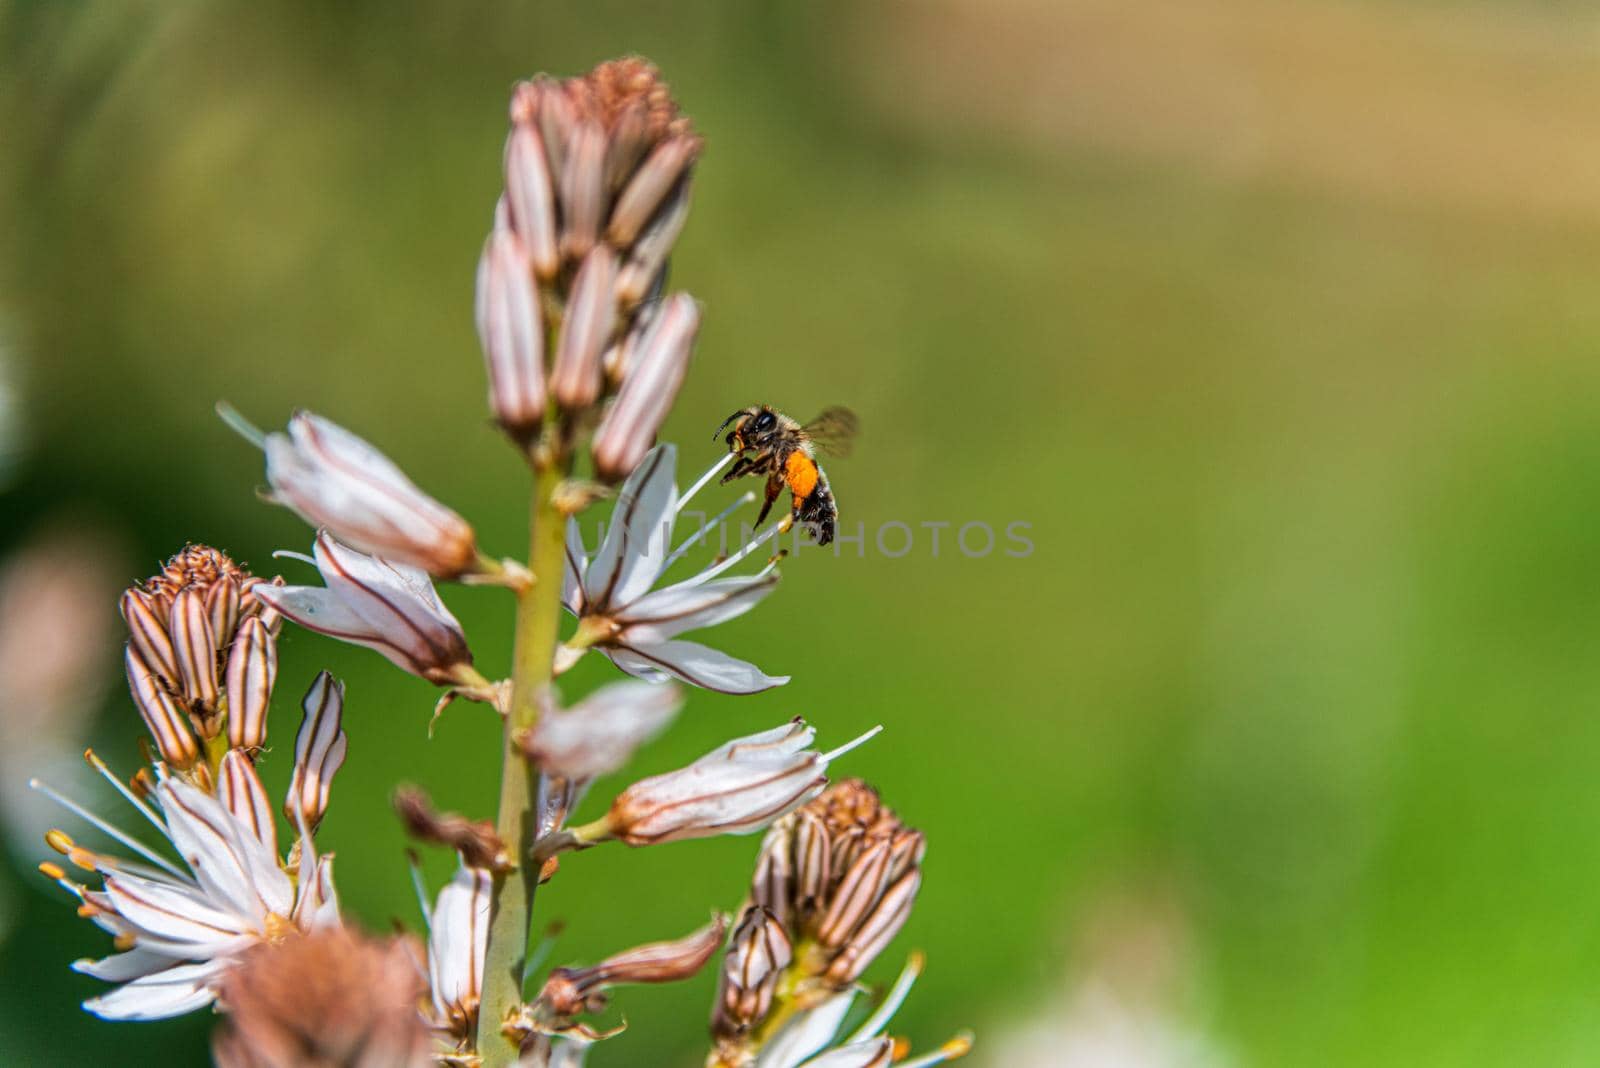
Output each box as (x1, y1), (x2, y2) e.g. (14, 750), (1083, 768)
(714, 405), (779, 452)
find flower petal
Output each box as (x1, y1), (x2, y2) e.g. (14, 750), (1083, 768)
(428, 863), (492, 1022)
(255, 583), (425, 678)
(312, 533), (470, 676)
(796, 1039), (895, 1068)
(755, 990), (857, 1068)
(102, 871), (255, 953)
(619, 573), (779, 643)
(82, 959), (227, 1021)
(159, 778), (294, 923)
(72, 947), (181, 983)
(607, 639), (788, 694)
(585, 445), (677, 608)
(217, 750), (277, 856)
(525, 680), (681, 780)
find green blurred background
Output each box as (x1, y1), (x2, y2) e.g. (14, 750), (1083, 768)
(5, 1), (1600, 1064)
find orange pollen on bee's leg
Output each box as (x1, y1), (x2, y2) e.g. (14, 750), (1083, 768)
(784, 451), (818, 501)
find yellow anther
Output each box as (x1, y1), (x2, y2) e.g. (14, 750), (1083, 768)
(68, 847), (99, 872)
(113, 932), (137, 952)
(940, 1033), (974, 1059)
(44, 829), (74, 855)
(38, 861), (66, 880)
(77, 904), (98, 918)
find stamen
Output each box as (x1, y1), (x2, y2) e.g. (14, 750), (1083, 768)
(897, 1033), (974, 1067)
(676, 452), (734, 510)
(84, 750), (167, 836)
(822, 724), (883, 763)
(407, 850), (432, 929)
(30, 778), (187, 880)
(755, 549), (787, 579)
(844, 951), (924, 1043)
(689, 518), (787, 586)
(271, 549), (318, 567)
(215, 400), (268, 449)
(660, 491), (754, 573)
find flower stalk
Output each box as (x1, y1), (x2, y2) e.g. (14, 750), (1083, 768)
(478, 458), (570, 1064)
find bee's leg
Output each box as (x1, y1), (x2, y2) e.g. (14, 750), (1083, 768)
(720, 455), (761, 485)
(753, 474), (784, 528)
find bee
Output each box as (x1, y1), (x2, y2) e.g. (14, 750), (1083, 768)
(713, 405), (859, 546)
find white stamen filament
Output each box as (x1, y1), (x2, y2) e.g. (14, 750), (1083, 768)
(660, 491), (754, 574)
(271, 549), (318, 566)
(408, 853), (433, 929)
(689, 518), (786, 586)
(676, 452), (734, 511)
(29, 778), (187, 880)
(897, 1034), (975, 1067)
(84, 750), (168, 838)
(845, 953), (924, 1044)
(822, 724), (884, 763)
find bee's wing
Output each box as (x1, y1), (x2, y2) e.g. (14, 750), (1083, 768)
(802, 406), (859, 459)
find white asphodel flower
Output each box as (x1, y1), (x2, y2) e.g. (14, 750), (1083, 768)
(584, 720), (881, 847)
(424, 860), (493, 1047)
(756, 956), (972, 1068)
(219, 406), (480, 578)
(256, 532), (481, 689)
(33, 750), (340, 1021)
(562, 443), (790, 695)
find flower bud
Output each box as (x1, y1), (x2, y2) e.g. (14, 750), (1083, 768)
(539, 914), (727, 1017)
(826, 869), (920, 985)
(616, 180), (689, 306)
(263, 411), (477, 577)
(120, 589), (179, 692)
(596, 720), (879, 846)
(255, 533), (474, 686)
(169, 587), (220, 729)
(284, 671), (347, 832)
(206, 575), (241, 647)
(475, 226), (546, 442)
(559, 120), (607, 261)
(750, 822), (795, 930)
(592, 294), (700, 482)
(505, 115), (559, 279)
(218, 748), (277, 854)
(124, 645), (197, 769)
(224, 616), (276, 752)
(550, 246), (619, 413)
(608, 135), (700, 248)
(713, 906), (791, 1038)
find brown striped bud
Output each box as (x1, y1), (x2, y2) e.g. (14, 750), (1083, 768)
(169, 588), (219, 731)
(592, 294), (699, 482)
(505, 112), (559, 280)
(124, 645), (197, 769)
(558, 121), (607, 261)
(608, 135), (700, 248)
(475, 225), (546, 441)
(550, 246), (619, 414)
(284, 671), (347, 832)
(206, 574), (241, 648)
(120, 589), (179, 692)
(218, 749), (277, 854)
(713, 906), (791, 1038)
(224, 616), (276, 752)
(825, 870), (920, 985)
(616, 180), (689, 306)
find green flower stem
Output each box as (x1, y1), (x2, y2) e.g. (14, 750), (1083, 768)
(477, 459), (570, 1065)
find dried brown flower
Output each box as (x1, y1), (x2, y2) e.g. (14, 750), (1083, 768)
(211, 928), (431, 1068)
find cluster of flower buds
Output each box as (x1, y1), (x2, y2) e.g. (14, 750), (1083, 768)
(712, 781), (925, 1055)
(479, 57), (704, 474)
(32, 542), (357, 1023)
(120, 546), (283, 769)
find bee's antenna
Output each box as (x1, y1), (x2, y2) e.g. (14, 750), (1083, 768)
(712, 410), (744, 440)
